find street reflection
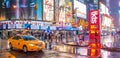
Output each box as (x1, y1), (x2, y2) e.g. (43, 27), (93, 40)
(0, 33), (120, 58)
(7, 50), (45, 58)
(1, 48), (120, 58)
(101, 49), (120, 58)
(0, 49), (89, 58)
(101, 49), (111, 58)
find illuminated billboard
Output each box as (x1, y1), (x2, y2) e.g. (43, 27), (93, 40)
(100, 2), (110, 15)
(65, 0), (73, 23)
(58, 0), (73, 23)
(89, 10), (100, 43)
(36, 0), (43, 20)
(58, 0), (66, 22)
(74, 0), (86, 19)
(101, 14), (113, 31)
(43, 0), (54, 21)
(102, 16), (112, 27)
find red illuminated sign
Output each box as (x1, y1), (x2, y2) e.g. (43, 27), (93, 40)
(89, 10), (101, 57)
(89, 10), (100, 43)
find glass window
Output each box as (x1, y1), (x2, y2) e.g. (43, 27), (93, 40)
(17, 36), (22, 40)
(13, 36), (21, 40)
(13, 36), (18, 40)
(23, 36), (36, 40)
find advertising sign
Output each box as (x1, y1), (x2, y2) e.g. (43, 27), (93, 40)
(89, 10), (101, 57)
(89, 10), (100, 43)
(15, 21), (24, 29)
(58, 0), (66, 22)
(74, 0), (86, 19)
(100, 2), (109, 15)
(36, 0), (43, 20)
(101, 14), (112, 30)
(31, 24), (39, 29)
(65, 0), (73, 23)
(30, 21), (42, 29)
(41, 22), (52, 30)
(1, 21), (8, 29)
(8, 21), (16, 29)
(24, 23), (31, 29)
(43, 0), (54, 21)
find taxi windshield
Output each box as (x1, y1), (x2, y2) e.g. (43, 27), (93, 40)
(23, 36), (36, 40)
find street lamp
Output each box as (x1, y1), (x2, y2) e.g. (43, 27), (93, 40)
(13, 5), (17, 9)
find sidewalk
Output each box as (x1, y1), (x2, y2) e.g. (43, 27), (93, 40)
(64, 41), (89, 47)
(43, 49), (89, 58)
(102, 47), (120, 52)
(52, 42), (89, 56)
(0, 39), (8, 53)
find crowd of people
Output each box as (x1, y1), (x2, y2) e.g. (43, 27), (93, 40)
(31, 31), (74, 44)
(0, 30), (88, 49)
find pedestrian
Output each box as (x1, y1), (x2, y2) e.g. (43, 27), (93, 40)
(41, 33), (44, 41)
(60, 32), (63, 43)
(82, 34), (84, 41)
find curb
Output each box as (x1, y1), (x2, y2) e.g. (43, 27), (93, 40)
(63, 43), (89, 47)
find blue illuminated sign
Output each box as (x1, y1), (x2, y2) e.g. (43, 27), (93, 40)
(24, 23), (31, 29)
(36, 0), (43, 20)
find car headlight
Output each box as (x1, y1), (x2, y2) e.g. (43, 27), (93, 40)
(42, 42), (45, 45)
(29, 44), (34, 46)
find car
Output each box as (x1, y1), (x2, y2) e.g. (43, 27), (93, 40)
(8, 35), (45, 52)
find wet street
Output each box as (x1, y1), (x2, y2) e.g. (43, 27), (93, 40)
(101, 49), (120, 58)
(0, 34), (120, 58)
(100, 34), (120, 58)
(0, 49), (88, 58)
(0, 48), (120, 58)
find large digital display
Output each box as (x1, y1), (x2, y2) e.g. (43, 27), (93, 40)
(30, 21), (42, 29)
(36, 0), (43, 20)
(100, 2), (109, 15)
(58, 0), (66, 22)
(65, 0), (73, 23)
(102, 16), (112, 27)
(43, 0), (54, 21)
(58, 0), (73, 23)
(7, 21), (16, 29)
(15, 21), (24, 29)
(74, 0), (86, 19)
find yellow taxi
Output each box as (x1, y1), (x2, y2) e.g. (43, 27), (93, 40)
(8, 35), (45, 52)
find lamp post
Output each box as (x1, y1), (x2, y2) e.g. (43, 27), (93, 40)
(74, 8), (78, 24)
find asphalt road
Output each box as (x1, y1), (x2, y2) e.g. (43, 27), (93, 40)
(0, 49), (88, 58)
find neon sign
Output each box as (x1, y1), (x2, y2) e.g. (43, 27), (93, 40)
(89, 10), (100, 41)
(91, 11), (98, 24)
